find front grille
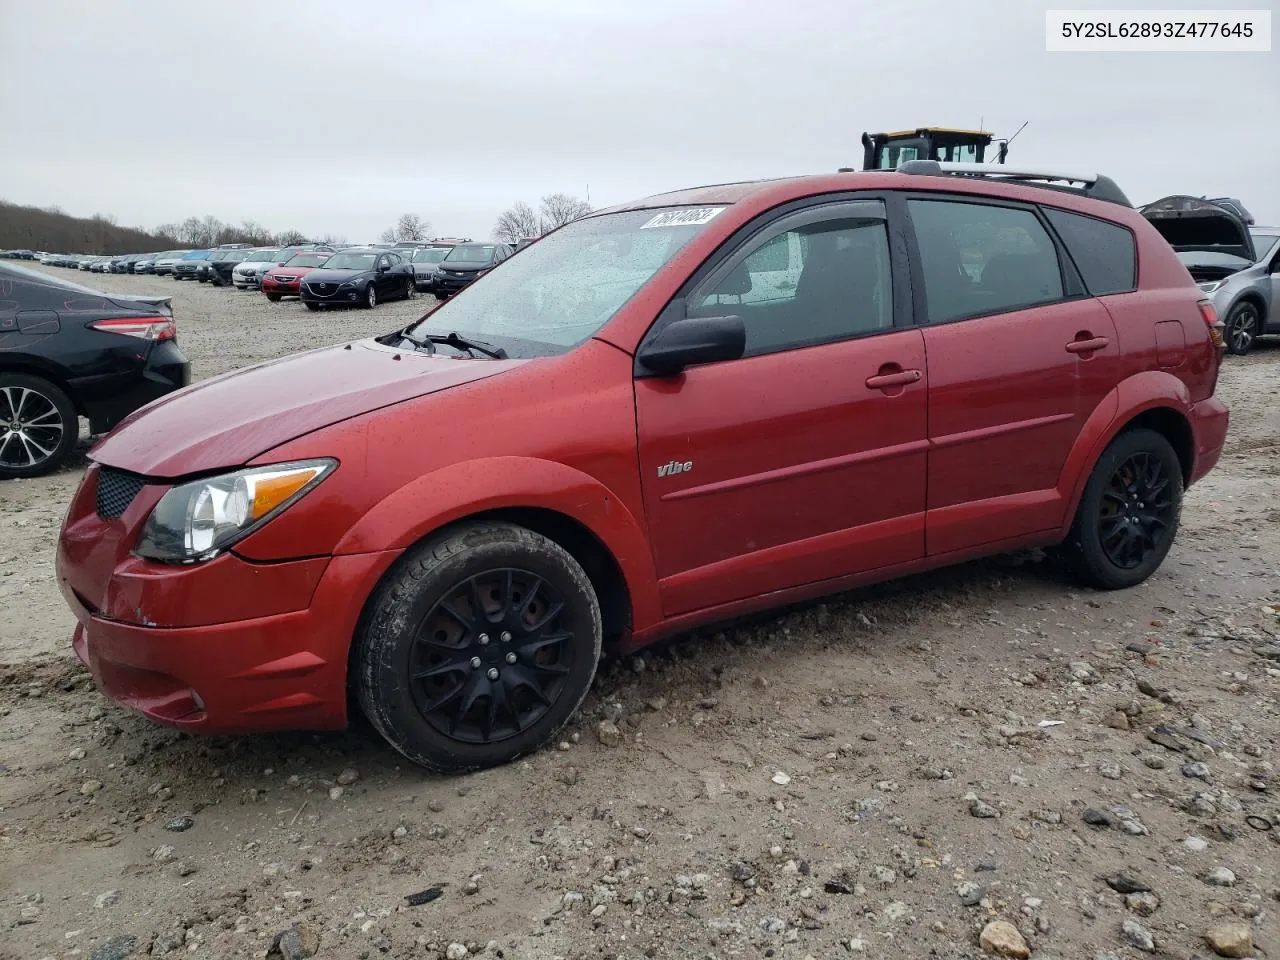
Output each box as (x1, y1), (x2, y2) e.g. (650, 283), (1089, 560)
(96, 468), (146, 519)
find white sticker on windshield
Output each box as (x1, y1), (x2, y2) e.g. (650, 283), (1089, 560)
(640, 207), (727, 229)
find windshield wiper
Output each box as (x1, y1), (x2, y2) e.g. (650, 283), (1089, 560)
(419, 331), (508, 359)
(394, 327), (436, 354)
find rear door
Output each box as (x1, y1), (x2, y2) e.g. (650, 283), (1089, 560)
(906, 196), (1124, 556)
(634, 198), (929, 616)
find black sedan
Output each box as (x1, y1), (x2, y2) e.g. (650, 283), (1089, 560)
(0, 262), (190, 478)
(298, 248), (415, 310)
(433, 242), (514, 299)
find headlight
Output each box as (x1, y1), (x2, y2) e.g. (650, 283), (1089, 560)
(135, 459), (336, 563)
(339, 279), (358, 288)
(1197, 280), (1224, 294)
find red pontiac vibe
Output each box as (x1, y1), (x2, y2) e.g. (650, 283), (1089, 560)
(260, 251), (332, 302)
(56, 164), (1230, 772)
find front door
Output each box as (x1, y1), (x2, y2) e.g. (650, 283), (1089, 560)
(634, 199), (929, 617)
(905, 196), (1123, 555)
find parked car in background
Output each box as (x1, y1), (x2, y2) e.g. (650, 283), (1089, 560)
(433, 241), (514, 298)
(409, 245), (451, 292)
(153, 251), (191, 276)
(298, 247), (414, 309)
(173, 250), (213, 281)
(231, 248), (283, 289)
(1141, 195), (1280, 355)
(0, 261), (189, 478)
(261, 251), (332, 302)
(134, 254), (159, 274)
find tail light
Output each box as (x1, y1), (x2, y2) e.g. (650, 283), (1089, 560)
(90, 317), (176, 342)
(1198, 300), (1225, 351)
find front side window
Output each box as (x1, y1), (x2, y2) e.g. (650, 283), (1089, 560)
(909, 199), (1065, 323)
(689, 207), (893, 355)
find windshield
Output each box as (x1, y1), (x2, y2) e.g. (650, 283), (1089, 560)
(445, 244), (497, 264)
(1249, 230), (1279, 262)
(412, 247), (449, 264)
(322, 252), (378, 270)
(246, 249), (280, 262)
(406, 205), (724, 356)
(283, 253), (330, 267)
(183, 251), (210, 260)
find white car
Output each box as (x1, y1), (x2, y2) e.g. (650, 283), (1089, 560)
(232, 248), (284, 289)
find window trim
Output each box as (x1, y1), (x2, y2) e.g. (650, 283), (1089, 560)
(633, 191), (916, 375)
(900, 192), (1088, 329)
(1039, 204), (1138, 297)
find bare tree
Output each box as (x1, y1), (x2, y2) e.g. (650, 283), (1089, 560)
(275, 229), (308, 246)
(317, 233), (349, 247)
(539, 193), (592, 230)
(492, 201), (542, 243)
(379, 212), (431, 243)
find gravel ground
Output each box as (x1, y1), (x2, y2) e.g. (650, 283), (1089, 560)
(2, 267), (1279, 960)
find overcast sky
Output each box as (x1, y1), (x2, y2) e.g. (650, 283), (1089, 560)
(1, 0), (1276, 242)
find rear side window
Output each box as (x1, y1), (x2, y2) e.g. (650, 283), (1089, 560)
(1043, 207), (1136, 295)
(908, 199), (1064, 324)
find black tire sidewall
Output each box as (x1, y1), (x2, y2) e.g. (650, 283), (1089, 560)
(0, 374), (78, 479)
(367, 284), (377, 308)
(1067, 428), (1183, 590)
(357, 524), (602, 773)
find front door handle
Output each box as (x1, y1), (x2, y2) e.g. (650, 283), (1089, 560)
(1066, 336), (1110, 354)
(865, 368), (922, 390)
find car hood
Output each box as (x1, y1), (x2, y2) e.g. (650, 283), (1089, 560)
(90, 339), (522, 477)
(302, 268), (370, 284)
(265, 267), (315, 280)
(1140, 195), (1256, 261)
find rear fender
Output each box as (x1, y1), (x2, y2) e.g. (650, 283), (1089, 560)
(332, 456), (661, 629)
(1055, 371), (1192, 537)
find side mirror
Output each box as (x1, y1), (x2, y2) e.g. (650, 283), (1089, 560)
(377, 263), (390, 273)
(636, 314), (745, 377)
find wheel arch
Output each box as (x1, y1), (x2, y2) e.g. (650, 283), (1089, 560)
(0, 357), (84, 416)
(1225, 290), (1268, 325)
(1055, 371), (1196, 537)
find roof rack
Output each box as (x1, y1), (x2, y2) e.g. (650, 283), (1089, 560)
(896, 159), (1132, 207)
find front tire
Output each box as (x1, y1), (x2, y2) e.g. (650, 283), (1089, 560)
(265, 294), (281, 303)
(1224, 301), (1261, 356)
(304, 302), (321, 311)
(1061, 428), (1182, 590)
(0, 374), (78, 479)
(355, 523), (603, 773)
(365, 284), (378, 309)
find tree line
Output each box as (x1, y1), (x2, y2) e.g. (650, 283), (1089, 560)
(0, 200), (326, 255)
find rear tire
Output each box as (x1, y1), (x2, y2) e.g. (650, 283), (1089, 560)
(404, 280), (416, 301)
(1224, 301), (1261, 356)
(1061, 428), (1182, 590)
(355, 522), (603, 773)
(0, 374), (78, 479)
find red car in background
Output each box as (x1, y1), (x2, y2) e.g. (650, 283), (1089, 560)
(261, 252), (332, 302)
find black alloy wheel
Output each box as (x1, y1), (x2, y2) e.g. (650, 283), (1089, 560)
(356, 523), (602, 773)
(1096, 451), (1175, 569)
(1061, 428), (1183, 589)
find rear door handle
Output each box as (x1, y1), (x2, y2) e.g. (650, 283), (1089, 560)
(1066, 336), (1110, 354)
(865, 369), (922, 390)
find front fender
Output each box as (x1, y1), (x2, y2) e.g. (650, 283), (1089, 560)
(332, 456), (662, 630)
(1055, 370), (1192, 537)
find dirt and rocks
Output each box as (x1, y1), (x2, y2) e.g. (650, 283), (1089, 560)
(2, 267), (1279, 960)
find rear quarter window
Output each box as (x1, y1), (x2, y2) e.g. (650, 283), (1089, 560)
(1043, 207), (1137, 296)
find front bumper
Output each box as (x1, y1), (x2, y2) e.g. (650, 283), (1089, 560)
(262, 278), (302, 296)
(435, 275), (480, 294)
(300, 282), (363, 304)
(76, 340), (191, 435)
(61, 547), (400, 734)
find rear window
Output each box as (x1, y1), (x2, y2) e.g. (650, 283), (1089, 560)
(1043, 208), (1137, 296)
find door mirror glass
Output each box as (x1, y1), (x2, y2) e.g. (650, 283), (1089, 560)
(637, 314), (745, 377)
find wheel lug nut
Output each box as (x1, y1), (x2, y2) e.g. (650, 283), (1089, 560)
(500, 631), (512, 642)
(486, 668), (499, 680)
(505, 652), (516, 664)
(470, 657), (481, 669)
(478, 633), (490, 645)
